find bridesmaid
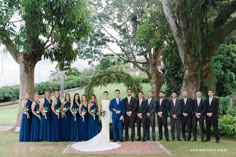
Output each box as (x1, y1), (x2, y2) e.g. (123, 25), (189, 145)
(79, 95), (89, 141)
(39, 91), (52, 141)
(19, 92), (32, 142)
(30, 92), (41, 142)
(51, 91), (62, 142)
(88, 95), (100, 139)
(70, 93), (80, 141)
(61, 93), (72, 141)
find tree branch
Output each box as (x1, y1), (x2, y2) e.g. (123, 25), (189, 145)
(210, 16), (236, 46)
(0, 33), (18, 62)
(214, 0), (236, 27)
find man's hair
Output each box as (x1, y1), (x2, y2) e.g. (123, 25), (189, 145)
(138, 91), (144, 94)
(115, 89), (120, 93)
(159, 91), (165, 94)
(103, 91), (109, 94)
(127, 88), (132, 91)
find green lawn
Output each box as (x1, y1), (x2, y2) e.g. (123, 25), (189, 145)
(0, 131), (235, 157)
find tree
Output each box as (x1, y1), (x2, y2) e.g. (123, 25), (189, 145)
(0, 0), (90, 128)
(79, 0), (174, 98)
(162, 0), (236, 97)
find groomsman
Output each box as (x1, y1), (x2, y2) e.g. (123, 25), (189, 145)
(180, 90), (193, 141)
(169, 92), (181, 141)
(136, 91), (148, 141)
(193, 91), (205, 142)
(145, 91), (156, 141)
(123, 89), (137, 141)
(205, 90), (220, 143)
(156, 91), (169, 141)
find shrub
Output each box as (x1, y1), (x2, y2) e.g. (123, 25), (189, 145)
(219, 115), (236, 138)
(0, 75), (91, 103)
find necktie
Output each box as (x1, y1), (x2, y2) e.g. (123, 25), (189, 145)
(116, 98), (119, 105)
(139, 100), (142, 107)
(173, 99), (175, 106)
(184, 98), (187, 105)
(128, 97), (131, 104)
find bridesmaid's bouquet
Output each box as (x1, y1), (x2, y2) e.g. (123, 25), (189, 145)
(72, 108), (78, 121)
(82, 109), (87, 122)
(36, 109), (41, 115)
(62, 107), (70, 118)
(55, 108), (61, 119)
(42, 106), (49, 119)
(99, 110), (106, 117)
(90, 109), (97, 120)
(23, 106), (30, 119)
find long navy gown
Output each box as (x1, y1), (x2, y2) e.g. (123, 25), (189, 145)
(30, 101), (40, 142)
(19, 99), (32, 142)
(39, 98), (52, 141)
(61, 101), (71, 141)
(88, 103), (100, 140)
(51, 99), (62, 142)
(70, 101), (80, 141)
(79, 104), (88, 141)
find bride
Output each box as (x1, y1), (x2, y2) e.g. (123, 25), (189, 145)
(71, 91), (121, 152)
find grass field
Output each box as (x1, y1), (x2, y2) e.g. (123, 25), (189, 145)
(0, 131), (235, 157)
(0, 83), (236, 157)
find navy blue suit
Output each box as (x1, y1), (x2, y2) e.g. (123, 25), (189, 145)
(109, 98), (125, 141)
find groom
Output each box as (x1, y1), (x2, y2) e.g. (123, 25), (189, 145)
(109, 89), (125, 142)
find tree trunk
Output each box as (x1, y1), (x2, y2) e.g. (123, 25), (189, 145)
(181, 55), (201, 98)
(14, 54), (36, 132)
(60, 70), (65, 97)
(149, 52), (163, 99)
(150, 75), (163, 99)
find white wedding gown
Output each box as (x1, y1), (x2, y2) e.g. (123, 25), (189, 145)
(71, 99), (121, 152)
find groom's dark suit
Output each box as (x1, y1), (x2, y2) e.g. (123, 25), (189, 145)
(109, 98), (125, 141)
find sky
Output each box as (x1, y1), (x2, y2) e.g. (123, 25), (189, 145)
(0, 46), (91, 87)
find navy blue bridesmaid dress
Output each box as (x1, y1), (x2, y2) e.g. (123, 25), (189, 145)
(51, 99), (62, 142)
(61, 101), (71, 141)
(70, 101), (80, 141)
(79, 104), (88, 141)
(19, 99), (32, 142)
(30, 101), (40, 142)
(39, 98), (52, 141)
(88, 103), (100, 139)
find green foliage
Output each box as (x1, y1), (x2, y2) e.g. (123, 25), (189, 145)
(132, 76), (150, 83)
(0, 0), (91, 69)
(214, 44), (236, 96)
(219, 115), (236, 138)
(85, 70), (142, 98)
(0, 75), (91, 103)
(219, 95), (236, 116)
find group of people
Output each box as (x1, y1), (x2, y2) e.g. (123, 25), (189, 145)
(19, 88), (220, 144)
(107, 89), (220, 143)
(19, 91), (100, 142)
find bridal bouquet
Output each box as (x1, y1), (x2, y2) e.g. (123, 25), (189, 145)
(99, 110), (106, 117)
(23, 106), (30, 119)
(55, 108), (61, 119)
(82, 109), (87, 122)
(72, 108), (78, 121)
(42, 106), (49, 119)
